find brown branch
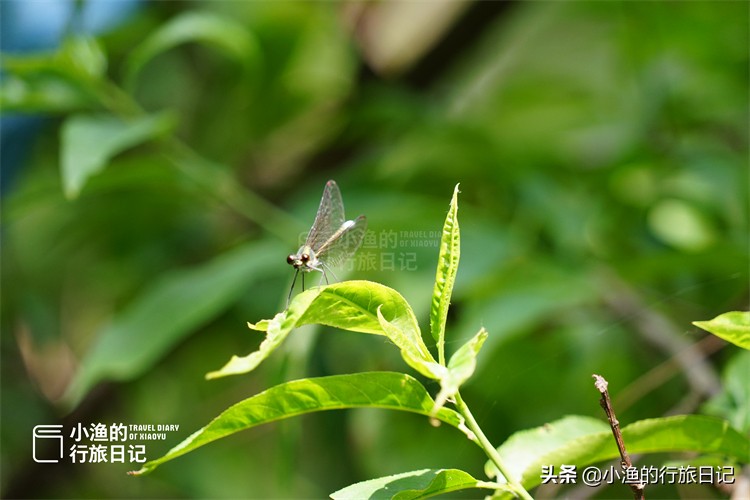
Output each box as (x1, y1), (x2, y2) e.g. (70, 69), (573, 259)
(593, 374), (645, 500)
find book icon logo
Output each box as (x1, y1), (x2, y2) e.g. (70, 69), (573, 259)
(33, 425), (64, 463)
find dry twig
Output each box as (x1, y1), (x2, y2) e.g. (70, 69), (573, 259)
(593, 374), (645, 500)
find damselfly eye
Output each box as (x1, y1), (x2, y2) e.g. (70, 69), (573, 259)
(301, 253), (310, 263)
(287, 255), (295, 264)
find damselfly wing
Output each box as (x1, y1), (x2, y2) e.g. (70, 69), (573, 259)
(286, 180), (367, 304)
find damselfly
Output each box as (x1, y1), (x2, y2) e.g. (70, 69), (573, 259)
(286, 180), (367, 305)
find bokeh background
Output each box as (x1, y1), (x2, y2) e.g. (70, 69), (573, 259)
(2, 1), (748, 498)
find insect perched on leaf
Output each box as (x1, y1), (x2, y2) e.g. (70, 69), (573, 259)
(286, 180), (367, 305)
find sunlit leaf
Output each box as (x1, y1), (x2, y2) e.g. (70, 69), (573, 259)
(62, 241), (281, 409)
(61, 113), (175, 198)
(206, 289), (322, 380)
(434, 328), (488, 412)
(129, 372), (465, 476)
(693, 311), (750, 350)
(330, 468), (504, 500)
(247, 319), (271, 332)
(483, 415), (610, 482)
(207, 280), (437, 379)
(377, 307), (445, 381)
(430, 184), (460, 364)
(125, 11), (260, 88)
(486, 415), (749, 495)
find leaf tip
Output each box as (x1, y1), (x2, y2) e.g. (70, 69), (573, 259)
(451, 183), (460, 202)
(477, 327), (488, 341)
(247, 319), (270, 332)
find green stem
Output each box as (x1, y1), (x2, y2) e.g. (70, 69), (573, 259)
(454, 392), (533, 500)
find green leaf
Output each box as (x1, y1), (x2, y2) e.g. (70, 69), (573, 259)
(0, 73), (96, 113)
(0, 37), (107, 113)
(484, 415), (610, 482)
(377, 307), (446, 381)
(57, 37), (108, 81)
(61, 113), (175, 198)
(486, 415), (750, 494)
(129, 372), (465, 476)
(125, 11), (260, 88)
(62, 241), (281, 409)
(434, 328), (488, 411)
(207, 280), (437, 379)
(3, 36), (106, 80)
(703, 350), (750, 433)
(430, 184), (460, 364)
(247, 319), (271, 332)
(694, 311), (750, 350)
(330, 468), (505, 500)
(206, 290), (321, 380)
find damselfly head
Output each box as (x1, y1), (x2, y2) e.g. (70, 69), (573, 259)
(287, 248), (317, 270)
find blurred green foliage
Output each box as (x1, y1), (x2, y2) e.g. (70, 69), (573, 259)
(1, 1), (747, 498)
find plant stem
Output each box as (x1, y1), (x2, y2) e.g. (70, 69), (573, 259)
(593, 374), (645, 500)
(454, 391), (533, 500)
